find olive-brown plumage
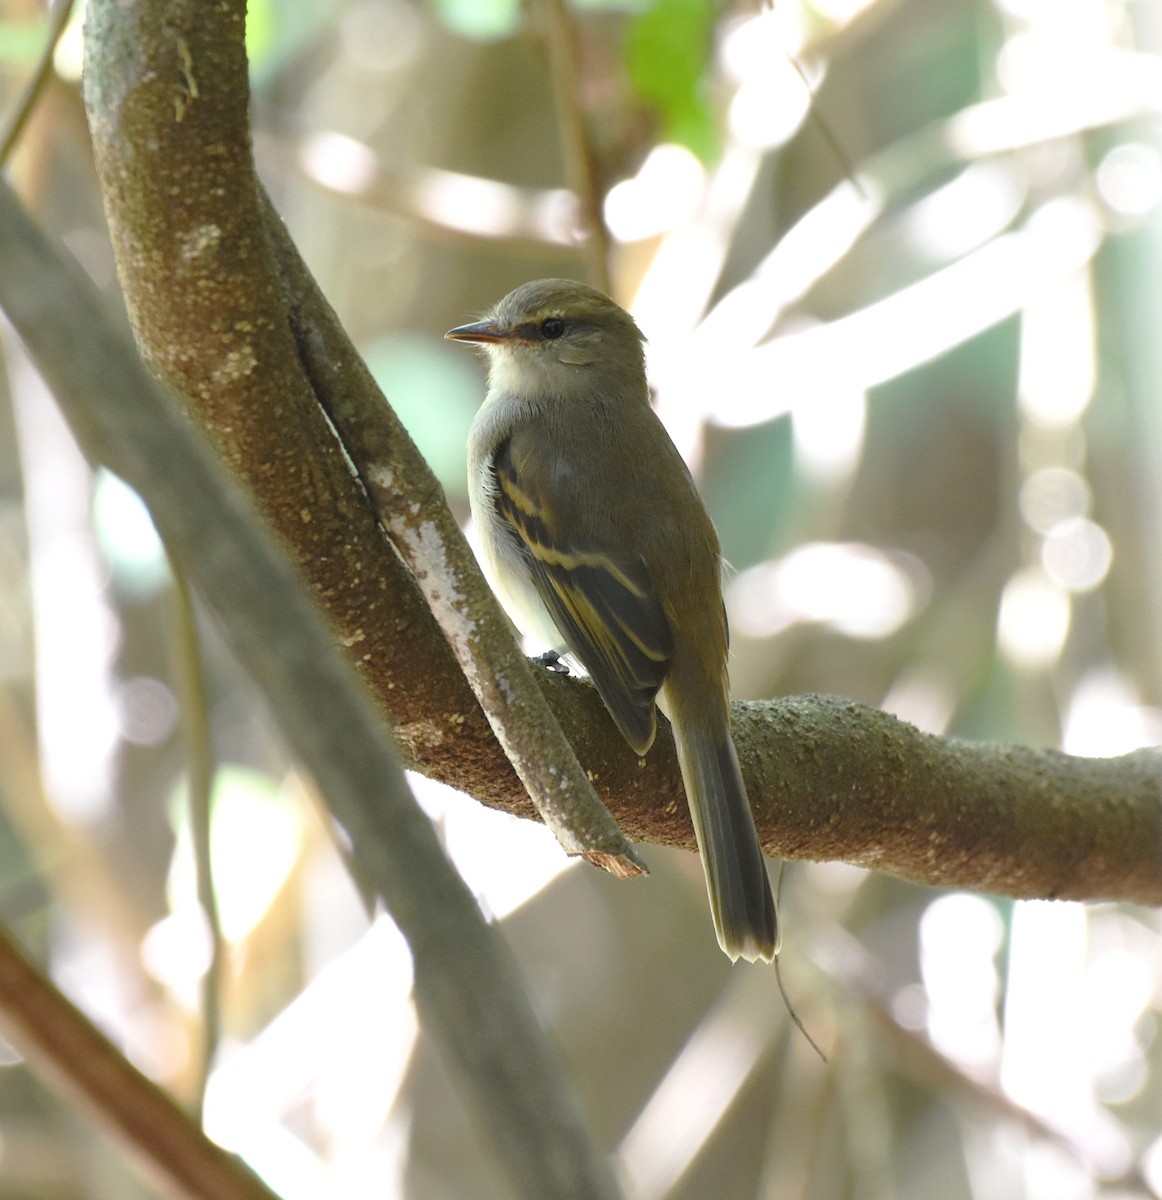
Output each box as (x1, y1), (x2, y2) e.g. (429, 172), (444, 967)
(447, 279), (778, 962)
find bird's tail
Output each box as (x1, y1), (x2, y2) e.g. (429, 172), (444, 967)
(670, 711), (779, 963)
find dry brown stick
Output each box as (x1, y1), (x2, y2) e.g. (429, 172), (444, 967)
(0, 923), (280, 1200)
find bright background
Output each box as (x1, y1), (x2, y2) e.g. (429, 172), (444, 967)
(2, 0), (1162, 1196)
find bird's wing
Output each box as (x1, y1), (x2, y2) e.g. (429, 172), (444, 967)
(492, 436), (673, 755)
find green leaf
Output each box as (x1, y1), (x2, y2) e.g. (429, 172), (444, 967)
(626, 0), (719, 162)
(431, 0), (523, 41)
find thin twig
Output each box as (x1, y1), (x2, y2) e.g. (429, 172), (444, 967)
(538, 0), (612, 291)
(784, 53), (868, 200)
(0, 0), (76, 165)
(774, 863), (828, 1063)
(168, 562), (224, 1124)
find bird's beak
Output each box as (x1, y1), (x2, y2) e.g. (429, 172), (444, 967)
(445, 319), (510, 344)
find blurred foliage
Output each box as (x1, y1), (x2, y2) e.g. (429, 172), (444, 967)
(625, 0), (718, 160)
(2, 0), (1162, 1197)
(0, 18), (50, 63)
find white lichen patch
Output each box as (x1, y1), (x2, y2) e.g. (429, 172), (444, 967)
(339, 628), (367, 647)
(211, 346), (258, 385)
(368, 464), (395, 491)
(178, 223), (221, 263)
(396, 519), (471, 649)
(397, 719), (445, 748)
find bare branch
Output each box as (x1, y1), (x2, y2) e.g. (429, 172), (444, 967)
(481, 680), (1162, 907)
(0, 922), (280, 1200)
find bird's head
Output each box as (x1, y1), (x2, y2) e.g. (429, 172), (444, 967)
(445, 278), (646, 398)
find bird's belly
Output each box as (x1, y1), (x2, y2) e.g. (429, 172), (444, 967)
(478, 520), (566, 653)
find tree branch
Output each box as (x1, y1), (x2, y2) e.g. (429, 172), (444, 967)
(75, 0), (1162, 922)
(732, 697), (1162, 905)
(473, 680), (1162, 907)
(0, 923), (280, 1200)
(82, 0), (640, 879)
(265, 190), (643, 877)
(82, 0), (484, 775)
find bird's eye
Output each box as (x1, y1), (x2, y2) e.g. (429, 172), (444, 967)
(541, 318), (565, 340)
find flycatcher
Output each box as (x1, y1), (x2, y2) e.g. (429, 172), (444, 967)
(447, 279), (777, 963)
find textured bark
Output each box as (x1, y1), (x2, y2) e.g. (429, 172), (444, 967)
(83, 0), (500, 789)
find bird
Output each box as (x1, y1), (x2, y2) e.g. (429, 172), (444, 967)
(446, 278), (778, 963)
